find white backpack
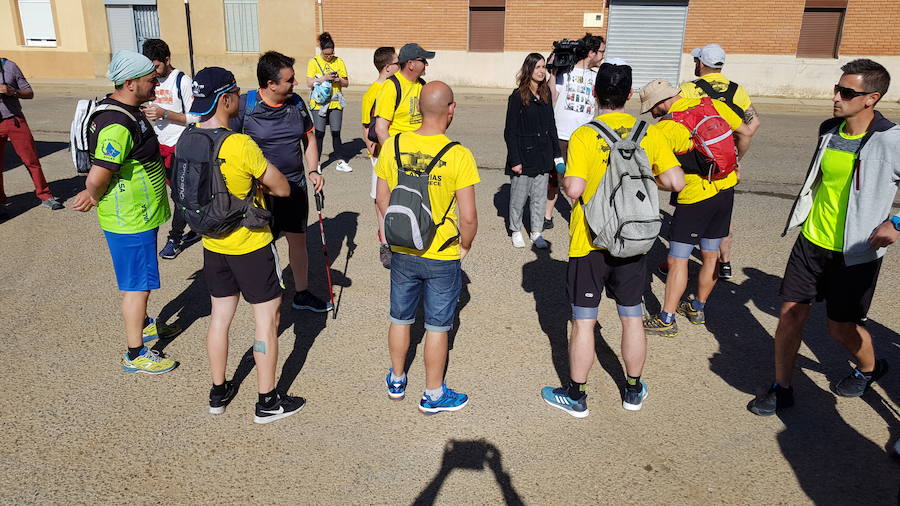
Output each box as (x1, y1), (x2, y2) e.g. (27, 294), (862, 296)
(581, 119), (661, 258)
(70, 99), (138, 174)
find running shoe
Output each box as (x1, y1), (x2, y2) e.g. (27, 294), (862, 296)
(643, 314), (679, 337)
(622, 381), (649, 411)
(530, 233), (549, 249)
(379, 244), (392, 269)
(142, 317), (183, 343)
(834, 359), (889, 397)
(122, 347), (177, 374)
(254, 393), (306, 424)
(543, 217), (554, 230)
(335, 160), (353, 172)
(159, 239), (182, 259)
(181, 231), (200, 246)
(385, 369), (407, 400)
(718, 261), (733, 280)
(677, 300), (705, 325)
(747, 383), (794, 416)
(418, 384), (469, 414)
(541, 386), (588, 418)
(41, 197), (64, 210)
(511, 231), (525, 248)
(209, 381), (239, 415)
(292, 290), (333, 312)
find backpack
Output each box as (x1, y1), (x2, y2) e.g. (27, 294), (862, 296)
(69, 99), (141, 174)
(692, 78), (744, 118)
(174, 70), (186, 113)
(170, 126), (272, 238)
(659, 96), (738, 181)
(581, 120), (661, 258)
(366, 76), (404, 143)
(383, 134), (460, 251)
(310, 57), (334, 105)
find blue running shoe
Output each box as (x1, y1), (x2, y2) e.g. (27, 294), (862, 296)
(385, 368), (407, 400)
(622, 381), (649, 411)
(159, 239), (182, 260)
(541, 386), (589, 418)
(418, 384), (469, 414)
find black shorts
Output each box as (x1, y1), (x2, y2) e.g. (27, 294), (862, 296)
(567, 250), (646, 308)
(670, 187), (734, 244)
(271, 180), (309, 235)
(203, 243), (283, 304)
(779, 234), (882, 324)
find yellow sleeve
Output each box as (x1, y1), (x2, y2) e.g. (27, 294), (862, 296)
(375, 136), (396, 181)
(374, 81), (398, 121)
(240, 135), (269, 179)
(453, 147), (481, 190)
(733, 85), (752, 112)
(361, 84), (377, 125)
(641, 126), (679, 177)
(712, 100), (743, 130)
(306, 58), (319, 78)
(679, 81), (700, 99)
(335, 58), (348, 78)
(566, 127), (594, 181)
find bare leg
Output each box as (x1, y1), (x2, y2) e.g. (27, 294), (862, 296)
(662, 256), (689, 314)
(122, 290), (150, 349)
(569, 318), (596, 383)
(251, 296), (282, 393)
(423, 330), (449, 390)
(285, 232), (309, 292)
(774, 301), (812, 387)
(388, 323), (411, 375)
(828, 320), (876, 372)
(696, 249), (720, 303)
(207, 294), (239, 385)
(619, 316), (647, 377)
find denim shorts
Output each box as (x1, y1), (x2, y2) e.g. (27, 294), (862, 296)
(389, 253), (461, 332)
(103, 228), (160, 291)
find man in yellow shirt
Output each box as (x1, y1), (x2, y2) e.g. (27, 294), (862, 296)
(185, 67), (303, 424)
(541, 63), (684, 418)
(362, 46), (399, 268)
(375, 81), (479, 414)
(374, 43), (434, 144)
(680, 43), (761, 278)
(640, 79), (752, 338)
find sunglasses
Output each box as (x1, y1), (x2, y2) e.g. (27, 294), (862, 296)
(834, 84), (875, 100)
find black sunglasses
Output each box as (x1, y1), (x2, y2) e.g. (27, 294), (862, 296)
(834, 84), (875, 100)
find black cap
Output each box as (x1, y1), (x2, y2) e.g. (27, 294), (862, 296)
(190, 67), (238, 116)
(398, 43), (435, 64)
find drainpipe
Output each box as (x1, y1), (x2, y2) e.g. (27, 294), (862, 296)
(317, 0), (324, 35)
(185, 0), (196, 76)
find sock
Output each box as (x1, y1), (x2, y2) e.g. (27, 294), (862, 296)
(211, 383), (227, 396)
(568, 380), (586, 400)
(626, 375), (642, 392)
(390, 371), (406, 383)
(691, 299), (706, 311)
(425, 386), (444, 401)
(856, 368), (874, 380)
(660, 311), (675, 324)
(127, 346), (144, 360)
(259, 389), (278, 408)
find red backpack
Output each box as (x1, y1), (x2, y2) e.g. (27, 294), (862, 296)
(660, 96), (738, 181)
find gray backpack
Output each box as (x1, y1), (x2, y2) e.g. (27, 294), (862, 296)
(581, 119), (661, 258)
(384, 134), (460, 251)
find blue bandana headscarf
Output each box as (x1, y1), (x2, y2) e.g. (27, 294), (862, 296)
(107, 50), (155, 86)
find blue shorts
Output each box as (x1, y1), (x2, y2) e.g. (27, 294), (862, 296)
(389, 253), (461, 332)
(103, 228), (161, 291)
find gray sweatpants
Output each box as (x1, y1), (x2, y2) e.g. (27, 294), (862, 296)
(509, 173), (549, 234)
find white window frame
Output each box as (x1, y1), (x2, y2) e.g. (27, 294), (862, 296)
(18, 0), (58, 47)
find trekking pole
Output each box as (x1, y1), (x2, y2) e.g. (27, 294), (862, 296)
(314, 190), (337, 318)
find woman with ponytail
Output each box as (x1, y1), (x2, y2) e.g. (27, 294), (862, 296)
(307, 32), (352, 172)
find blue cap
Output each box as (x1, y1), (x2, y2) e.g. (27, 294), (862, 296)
(190, 67), (238, 116)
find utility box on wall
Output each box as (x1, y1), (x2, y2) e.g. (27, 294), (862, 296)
(583, 12), (604, 27)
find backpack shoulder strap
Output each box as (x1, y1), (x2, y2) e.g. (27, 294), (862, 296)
(629, 120), (649, 144)
(175, 71), (186, 113)
(389, 75), (402, 111)
(0, 58), (6, 86)
(313, 56), (326, 75)
(586, 120), (620, 147)
(393, 133), (403, 170)
(692, 78), (717, 99)
(423, 141), (460, 174)
(722, 82), (744, 117)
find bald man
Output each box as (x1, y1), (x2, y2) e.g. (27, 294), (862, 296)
(375, 81), (480, 414)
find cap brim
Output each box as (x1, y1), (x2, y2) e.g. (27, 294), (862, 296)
(422, 50), (436, 59)
(690, 48), (701, 58)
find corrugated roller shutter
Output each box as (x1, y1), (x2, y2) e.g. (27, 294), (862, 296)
(796, 9), (844, 58)
(469, 8), (505, 52)
(133, 6), (160, 52)
(224, 0), (260, 53)
(606, 0), (688, 89)
(107, 5), (137, 53)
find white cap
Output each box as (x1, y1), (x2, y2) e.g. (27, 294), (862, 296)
(690, 43), (726, 69)
(604, 57), (630, 66)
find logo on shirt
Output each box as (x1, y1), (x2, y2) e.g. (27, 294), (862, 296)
(102, 141), (122, 159)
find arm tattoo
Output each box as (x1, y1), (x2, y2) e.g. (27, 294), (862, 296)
(253, 340), (267, 354)
(744, 106), (758, 124)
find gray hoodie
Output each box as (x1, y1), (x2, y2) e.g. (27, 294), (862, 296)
(783, 111), (900, 266)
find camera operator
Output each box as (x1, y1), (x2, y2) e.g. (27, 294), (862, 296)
(545, 33), (605, 230)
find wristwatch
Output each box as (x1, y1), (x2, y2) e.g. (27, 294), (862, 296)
(890, 216), (900, 231)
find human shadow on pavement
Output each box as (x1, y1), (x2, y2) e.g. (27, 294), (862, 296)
(321, 137), (366, 169)
(0, 175), (83, 222)
(493, 182), (512, 233)
(230, 212), (357, 395)
(411, 439), (524, 506)
(152, 269), (210, 355)
(704, 266), (900, 502)
(522, 247), (625, 392)
(2, 140), (69, 170)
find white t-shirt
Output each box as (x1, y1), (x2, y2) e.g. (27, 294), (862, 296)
(151, 69), (195, 147)
(553, 67), (598, 141)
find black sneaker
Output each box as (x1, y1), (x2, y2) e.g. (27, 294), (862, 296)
(834, 359), (889, 397)
(209, 381), (239, 415)
(181, 230), (200, 245)
(379, 244), (392, 269)
(719, 261), (733, 280)
(254, 393), (306, 424)
(543, 217), (554, 230)
(748, 383), (794, 416)
(292, 290), (333, 312)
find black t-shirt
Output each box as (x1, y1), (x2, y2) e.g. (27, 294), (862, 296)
(88, 97), (161, 171)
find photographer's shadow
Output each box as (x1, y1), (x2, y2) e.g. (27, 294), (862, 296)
(411, 439), (524, 506)
(152, 269), (210, 355)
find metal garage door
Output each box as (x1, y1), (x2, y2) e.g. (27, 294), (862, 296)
(605, 0), (688, 89)
(106, 3), (160, 54)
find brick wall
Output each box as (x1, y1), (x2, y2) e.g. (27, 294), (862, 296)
(683, 0), (805, 55)
(504, 1), (608, 52)
(841, 0), (900, 55)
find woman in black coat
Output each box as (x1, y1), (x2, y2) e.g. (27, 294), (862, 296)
(503, 53), (562, 249)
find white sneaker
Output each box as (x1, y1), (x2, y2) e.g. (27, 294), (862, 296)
(511, 231), (526, 248)
(335, 160), (353, 172)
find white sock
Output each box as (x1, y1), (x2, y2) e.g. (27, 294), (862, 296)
(425, 386), (444, 401)
(390, 371), (406, 383)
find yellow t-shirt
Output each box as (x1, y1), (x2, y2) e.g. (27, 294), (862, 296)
(200, 132), (273, 255)
(306, 55), (348, 110)
(567, 113), (679, 258)
(653, 97), (743, 205)
(375, 132), (480, 260)
(679, 73), (752, 114)
(361, 80), (384, 126)
(373, 73), (423, 136)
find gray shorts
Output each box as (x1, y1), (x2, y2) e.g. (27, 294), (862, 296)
(313, 107), (343, 132)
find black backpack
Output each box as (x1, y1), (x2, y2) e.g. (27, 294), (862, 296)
(383, 134), (459, 251)
(692, 79), (744, 118)
(366, 75), (425, 143)
(171, 126), (272, 238)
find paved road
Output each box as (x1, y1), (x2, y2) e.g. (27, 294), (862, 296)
(1, 86), (898, 504)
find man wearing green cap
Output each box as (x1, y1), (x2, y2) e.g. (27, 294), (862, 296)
(72, 50), (180, 375)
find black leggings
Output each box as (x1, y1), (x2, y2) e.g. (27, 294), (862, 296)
(315, 129), (344, 162)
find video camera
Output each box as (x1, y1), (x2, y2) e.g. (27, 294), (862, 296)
(547, 38), (586, 75)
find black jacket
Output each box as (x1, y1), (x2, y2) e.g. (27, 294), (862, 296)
(503, 91), (561, 176)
